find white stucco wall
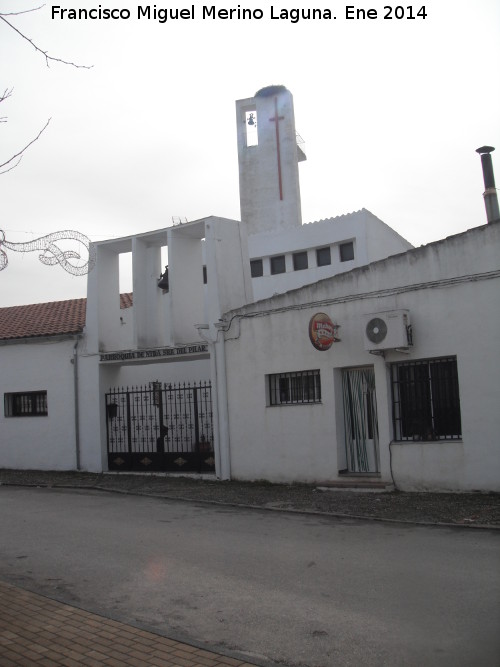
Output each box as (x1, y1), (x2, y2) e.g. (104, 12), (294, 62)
(223, 223), (500, 491)
(76, 347), (212, 473)
(77, 352), (103, 472)
(224, 299), (393, 484)
(101, 357), (211, 388)
(0, 338), (79, 470)
(80, 216), (253, 474)
(364, 209), (413, 260)
(236, 87), (303, 235)
(247, 209), (413, 301)
(389, 277), (500, 491)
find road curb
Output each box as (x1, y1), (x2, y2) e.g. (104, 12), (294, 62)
(2, 480), (498, 530)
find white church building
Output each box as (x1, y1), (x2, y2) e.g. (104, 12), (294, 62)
(1, 86), (499, 492)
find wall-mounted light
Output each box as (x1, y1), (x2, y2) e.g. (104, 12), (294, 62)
(151, 380), (162, 407)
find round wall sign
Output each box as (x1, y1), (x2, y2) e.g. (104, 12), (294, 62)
(308, 313), (340, 351)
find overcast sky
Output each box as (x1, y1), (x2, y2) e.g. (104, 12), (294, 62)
(1, 0), (499, 307)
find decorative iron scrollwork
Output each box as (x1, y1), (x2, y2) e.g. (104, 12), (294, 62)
(105, 382), (215, 473)
(0, 229), (96, 276)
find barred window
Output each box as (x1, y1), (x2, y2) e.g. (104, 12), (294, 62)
(391, 357), (461, 441)
(268, 370), (321, 406)
(5, 391), (48, 417)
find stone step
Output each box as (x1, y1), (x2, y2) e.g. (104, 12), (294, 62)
(316, 479), (394, 493)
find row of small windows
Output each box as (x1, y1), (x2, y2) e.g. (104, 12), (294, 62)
(250, 242), (354, 278)
(191, 242), (355, 285)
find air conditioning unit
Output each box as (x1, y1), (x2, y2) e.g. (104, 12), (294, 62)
(363, 310), (412, 351)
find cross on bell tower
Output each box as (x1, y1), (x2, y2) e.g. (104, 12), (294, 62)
(235, 85), (306, 236)
(269, 96), (285, 201)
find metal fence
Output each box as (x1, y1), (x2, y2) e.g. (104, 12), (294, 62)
(105, 381), (214, 472)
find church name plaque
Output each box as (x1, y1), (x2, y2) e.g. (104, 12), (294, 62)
(100, 344), (208, 363)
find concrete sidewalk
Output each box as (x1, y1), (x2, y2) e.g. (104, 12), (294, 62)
(0, 581), (258, 667)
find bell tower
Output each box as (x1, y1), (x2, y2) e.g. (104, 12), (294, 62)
(236, 85), (306, 236)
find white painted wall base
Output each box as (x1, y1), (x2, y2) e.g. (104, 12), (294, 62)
(0, 339), (79, 471)
(223, 223), (500, 492)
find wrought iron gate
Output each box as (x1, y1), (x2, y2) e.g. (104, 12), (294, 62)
(105, 381), (214, 472)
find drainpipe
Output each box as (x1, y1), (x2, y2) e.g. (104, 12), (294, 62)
(476, 146), (500, 224)
(72, 337), (81, 470)
(195, 324), (231, 480)
(213, 323), (231, 480)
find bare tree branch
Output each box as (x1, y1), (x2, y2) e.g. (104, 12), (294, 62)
(0, 88), (13, 122)
(0, 118), (51, 173)
(0, 156), (23, 175)
(0, 88), (14, 103)
(0, 4), (92, 174)
(0, 4), (45, 17)
(0, 9), (92, 69)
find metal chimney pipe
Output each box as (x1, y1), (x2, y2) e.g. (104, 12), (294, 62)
(476, 146), (500, 224)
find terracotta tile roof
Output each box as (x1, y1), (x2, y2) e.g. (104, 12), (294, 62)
(0, 293), (133, 341)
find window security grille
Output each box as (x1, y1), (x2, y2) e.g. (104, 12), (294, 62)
(268, 370), (321, 406)
(391, 357), (461, 441)
(4, 391), (48, 417)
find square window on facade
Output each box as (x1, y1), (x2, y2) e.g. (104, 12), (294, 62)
(316, 246), (331, 266)
(339, 241), (355, 262)
(250, 259), (263, 278)
(268, 370), (321, 406)
(293, 251), (308, 271)
(270, 255), (286, 275)
(4, 391), (48, 417)
(391, 357), (462, 441)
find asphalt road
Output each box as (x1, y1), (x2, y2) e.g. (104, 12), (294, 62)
(0, 487), (499, 667)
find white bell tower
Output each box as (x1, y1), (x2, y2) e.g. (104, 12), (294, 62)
(236, 85), (306, 236)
